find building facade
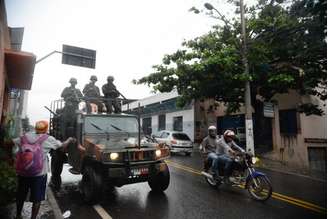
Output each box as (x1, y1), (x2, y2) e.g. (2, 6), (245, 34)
(123, 90), (195, 141)
(0, 0), (36, 142)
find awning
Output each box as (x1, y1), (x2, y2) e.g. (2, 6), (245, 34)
(5, 49), (36, 90)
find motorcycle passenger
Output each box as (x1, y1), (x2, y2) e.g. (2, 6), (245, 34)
(217, 129), (245, 184)
(199, 126), (220, 175)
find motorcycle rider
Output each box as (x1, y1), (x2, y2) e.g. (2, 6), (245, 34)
(199, 126), (220, 174)
(217, 129), (245, 184)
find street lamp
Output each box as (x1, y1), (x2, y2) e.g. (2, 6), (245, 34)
(204, 2), (255, 155)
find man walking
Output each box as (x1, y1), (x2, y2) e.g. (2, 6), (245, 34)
(13, 120), (75, 219)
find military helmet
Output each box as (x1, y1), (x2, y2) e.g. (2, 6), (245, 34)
(90, 75), (97, 81)
(69, 77), (77, 84)
(107, 76), (114, 81)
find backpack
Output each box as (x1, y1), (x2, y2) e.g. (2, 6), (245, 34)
(15, 134), (49, 176)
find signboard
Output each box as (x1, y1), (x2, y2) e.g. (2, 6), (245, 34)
(304, 138), (327, 144)
(62, 44), (96, 69)
(263, 102), (274, 118)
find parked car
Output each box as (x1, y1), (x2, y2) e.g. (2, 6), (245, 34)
(152, 130), (193, 156)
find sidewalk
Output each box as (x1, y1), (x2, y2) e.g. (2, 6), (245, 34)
(257, 156), (327, 182)
(2, 188), (59, 219)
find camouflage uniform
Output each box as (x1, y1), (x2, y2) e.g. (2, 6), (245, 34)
(61, 78), (83, 113)
(83, 75), (103, 113)
(102, 76), (121, 113)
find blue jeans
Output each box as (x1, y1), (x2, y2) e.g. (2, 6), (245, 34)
(217, 154), (233, 177)
(207, 152), (219, 175)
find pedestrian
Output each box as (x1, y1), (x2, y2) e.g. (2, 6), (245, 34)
(13, 120), (75, 219)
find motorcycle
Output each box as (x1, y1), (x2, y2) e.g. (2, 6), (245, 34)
(201, 152), (272, 201)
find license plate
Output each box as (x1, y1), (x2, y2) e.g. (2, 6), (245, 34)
(131, 167), (149, 176)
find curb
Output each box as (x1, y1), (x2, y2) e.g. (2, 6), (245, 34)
(47, 188), (64, 219)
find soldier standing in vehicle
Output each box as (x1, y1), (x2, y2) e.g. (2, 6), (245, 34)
(83, 75), (103, 113)
(102, 76), (121, 114)
(61, 77), (83, 111)
(50, 78), (82, 192)
(60, 77), (83, 138)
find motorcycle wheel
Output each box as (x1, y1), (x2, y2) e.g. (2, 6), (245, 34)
(205, 176), (220, 189)
(246, 175), (272, 201)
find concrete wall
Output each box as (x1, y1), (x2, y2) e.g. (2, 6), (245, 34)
(269, 90), (327, 170)
(165, 108), (195, 141)
(141, 108), (195, 141)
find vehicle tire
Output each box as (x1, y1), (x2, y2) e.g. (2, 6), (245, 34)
(185, 152), (192, 156)
(148, 162), (170, 192)
(246, 175), (272, 201)
(81, 166), (103, 204)
(205, 176), (220, 189)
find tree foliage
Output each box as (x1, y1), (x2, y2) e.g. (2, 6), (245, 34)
(136, 0), (326, 115)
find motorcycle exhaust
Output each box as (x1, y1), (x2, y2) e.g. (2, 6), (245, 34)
(201, 171), (214, 180)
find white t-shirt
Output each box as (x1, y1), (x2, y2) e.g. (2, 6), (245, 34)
(13, 132), (63, 176)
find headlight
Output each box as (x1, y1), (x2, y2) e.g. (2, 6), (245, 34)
(110, 152), (119, 160)
(155, 149), (162, 157)
(251, 157), (258, 164)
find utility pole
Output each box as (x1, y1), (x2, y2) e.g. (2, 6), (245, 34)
(240, 0), (255, 155)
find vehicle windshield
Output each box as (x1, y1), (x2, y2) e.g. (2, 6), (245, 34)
(84, 116), (139, 134)
(172, 133), (191, 141)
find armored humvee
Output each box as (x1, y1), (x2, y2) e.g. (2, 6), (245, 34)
(48, 98), (170, 203)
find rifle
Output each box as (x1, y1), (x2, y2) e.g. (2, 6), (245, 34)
(44, 106), (58, 116)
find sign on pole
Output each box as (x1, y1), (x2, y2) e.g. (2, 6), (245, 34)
(263, 102), (274, 118)
(62, 44), (96, 69)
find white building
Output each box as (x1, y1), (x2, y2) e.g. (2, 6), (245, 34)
(122, 90), (195, 141)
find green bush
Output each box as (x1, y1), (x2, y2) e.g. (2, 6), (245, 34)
(0, 161), (17, 206)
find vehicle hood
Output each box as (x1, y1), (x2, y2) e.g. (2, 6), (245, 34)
(85, 135), (157, 150)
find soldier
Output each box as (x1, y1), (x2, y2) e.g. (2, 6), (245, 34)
(60, 77), (83, 138)
(102, 76), (121, 114)
(50, 78), (83, 191)
(83, 75), (103, 113)
(61, 77), (83, 111)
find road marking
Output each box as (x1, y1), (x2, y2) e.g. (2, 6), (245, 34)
(93, 204), (113, 219)
(167, 160), (326, 214)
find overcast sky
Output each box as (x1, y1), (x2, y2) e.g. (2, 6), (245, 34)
(5, 0), (236, 123)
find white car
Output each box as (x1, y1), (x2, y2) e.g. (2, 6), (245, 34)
(152, 130), (193, 156)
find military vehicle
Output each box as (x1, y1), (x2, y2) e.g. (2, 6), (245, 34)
(48, 98), (170, 203)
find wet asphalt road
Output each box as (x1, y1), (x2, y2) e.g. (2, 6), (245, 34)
(53, 152), (326, 219)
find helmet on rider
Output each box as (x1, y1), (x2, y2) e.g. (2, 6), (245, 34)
(107, 76), (114, 82)
(223, 129), (235, 142)
(69, 77), (77, 85)
(90, 75), (98, 81)
(208, 126), (217, 138)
